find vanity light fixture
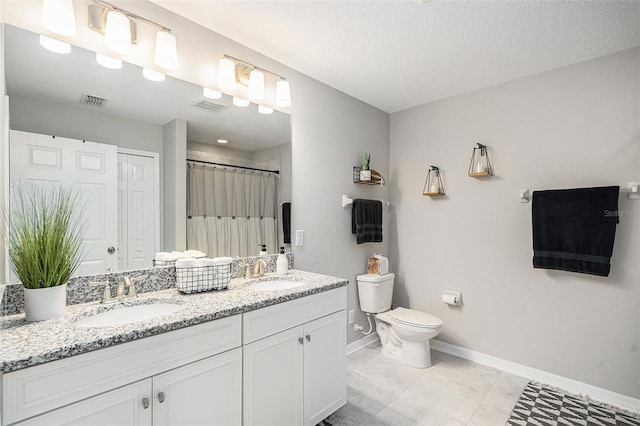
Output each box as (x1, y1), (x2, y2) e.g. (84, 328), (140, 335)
(233, 97), (250, 107)
(143, 68), (165, 82)
(258, 105), (274, 115)
(39, 35), (71, 54)
(203, 87), (222, 100)
(42, 0), (76, 37)
(88, 0), (178, 69)
(220, 54), (292, 107)
(96, 52), (122, 69)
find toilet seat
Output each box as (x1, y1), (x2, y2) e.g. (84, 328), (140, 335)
(389, 307), (442, 329)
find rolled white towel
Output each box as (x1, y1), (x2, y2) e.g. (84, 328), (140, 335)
(212, 257), (233, 265)
(175, 258), (198, 268)
(171, 251), (187, 259)
(184, 250), (206, 258)
(155, 252), (171, 261)
(196, 258), (217, 267)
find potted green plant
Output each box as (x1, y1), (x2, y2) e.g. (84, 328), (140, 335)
(360, 152), (371, 181)
(7, 183), (86, 321)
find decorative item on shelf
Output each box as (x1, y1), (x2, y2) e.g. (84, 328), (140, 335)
(6, 183), (87, 321)
(353, 167), (385, 185)
(468, 143), (494, 177)
(359, 153), (371, 181)
(423, 166), (445, 196)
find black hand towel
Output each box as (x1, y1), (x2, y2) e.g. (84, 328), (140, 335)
(352, 199), (383, 244)
(282, 202), (291, 244)
(532, 186), (619, 277)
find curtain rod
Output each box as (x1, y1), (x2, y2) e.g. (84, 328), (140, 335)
(187, 159), (280, 175)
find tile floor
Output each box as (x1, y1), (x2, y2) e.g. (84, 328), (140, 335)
(328, 342), (530, 426)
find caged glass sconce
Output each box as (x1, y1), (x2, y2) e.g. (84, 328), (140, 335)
(423, 166), (445, 196)
(468, 143), (493, 177)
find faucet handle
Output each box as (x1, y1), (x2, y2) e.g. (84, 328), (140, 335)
(239, 263), (252, 279)
(89, 281), (112, 303)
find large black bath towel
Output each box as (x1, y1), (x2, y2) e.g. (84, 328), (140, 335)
(282, 202), (291, 244)
(352, 199), (383, 244)
(532, 186), (619, 277)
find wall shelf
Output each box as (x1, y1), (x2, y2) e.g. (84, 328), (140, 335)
(468, 171), (493, 178)
(423, 192), (445, 197)
(353, 167), (384, 185)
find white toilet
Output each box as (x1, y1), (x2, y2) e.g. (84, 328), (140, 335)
(357, 273), (443, 368)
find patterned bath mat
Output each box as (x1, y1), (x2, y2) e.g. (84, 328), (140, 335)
(507, 382), (640, 426)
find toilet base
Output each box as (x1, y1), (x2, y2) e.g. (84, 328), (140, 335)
(376, 319), (434, 369)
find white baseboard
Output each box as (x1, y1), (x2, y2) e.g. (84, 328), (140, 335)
(346, 333), (380, 355)
(431, 339), (640, 413)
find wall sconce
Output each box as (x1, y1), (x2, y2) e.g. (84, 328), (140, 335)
(423, 166), (445, 196)
(42, 0), (76, 37)
(468, 143), (494, 177)
(88, 0), (177, 69)
(218, 54), (292, 108)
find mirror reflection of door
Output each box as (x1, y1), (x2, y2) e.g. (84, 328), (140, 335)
(117, 151), (160, 271)
(9, 130), (118, 279)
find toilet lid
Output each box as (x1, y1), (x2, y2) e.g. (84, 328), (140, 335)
(389, 307), (443, 328)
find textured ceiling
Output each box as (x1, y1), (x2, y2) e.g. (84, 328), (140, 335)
(151, 0), (640, 113)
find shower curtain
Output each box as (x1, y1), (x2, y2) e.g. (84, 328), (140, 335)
(186, 163), (278, 257)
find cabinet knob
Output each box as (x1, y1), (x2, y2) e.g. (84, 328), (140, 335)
(298, 337), (304, 345)
(142, 397), (150, 409)
(158, 392), (165, 403)
(306, 335), (311, 342)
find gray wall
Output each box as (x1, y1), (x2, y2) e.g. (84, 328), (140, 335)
(389, 47), (640, 398)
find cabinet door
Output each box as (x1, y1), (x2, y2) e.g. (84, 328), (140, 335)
(243, 326), (304, 426)
(153, 348), (242, 426)
(15, 379), (152, 426)
(303, 311), (347, 426)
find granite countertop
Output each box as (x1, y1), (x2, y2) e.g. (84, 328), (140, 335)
(0, 270), (348, 374)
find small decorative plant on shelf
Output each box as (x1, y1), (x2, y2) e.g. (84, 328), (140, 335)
(6, 183), (86, 321)
(360, 152), (371, 181)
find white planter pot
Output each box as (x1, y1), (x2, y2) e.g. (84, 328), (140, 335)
(360, 170), (372, 182)
(23, 284), (67, 322)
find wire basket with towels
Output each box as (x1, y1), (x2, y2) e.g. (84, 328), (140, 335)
(175, 257), (233, 293)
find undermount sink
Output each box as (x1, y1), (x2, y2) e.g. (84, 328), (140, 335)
(247, 280), (305, 291)
(75, 303), (182, 328)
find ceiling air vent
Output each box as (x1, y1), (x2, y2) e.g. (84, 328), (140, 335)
(80, 93), (109, 108)
(192, 99), (229, 113)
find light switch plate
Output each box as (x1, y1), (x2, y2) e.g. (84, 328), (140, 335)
(295, 230), (304, 246)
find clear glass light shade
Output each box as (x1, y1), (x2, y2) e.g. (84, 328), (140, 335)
(96, 53), (122, 69)
(258, 105), (274, 115)
(275, 79), (291, 107)
(42, 0), (76, 37)
(39, 35), (71, 54)
(154, 30), (177, 69)
(104, 10), (132, 55)
(203, 87), (222, 99)
(248, 69), (265, 99)
(233, 97), (250, 107)
(218, 58), (237, 91)
(143, 68), (165, 82)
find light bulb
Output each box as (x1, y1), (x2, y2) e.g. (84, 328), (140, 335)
(218, 58), (236, 91)
(203, 87), (222, 99)
(42, 0), (76, 37)
(275, 79), (291, 107)
(248, 69), (265, 99)
(258, 105), (274, 114)
(233, 97), (250, 107)
(39, 35), (71, 54)
(143, 68), (165, 82)
(96, 53), (122, 69)
(154, 30), (177, 69)
(104, 10), (132, 55)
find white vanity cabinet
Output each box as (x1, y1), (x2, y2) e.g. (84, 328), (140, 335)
(242, 287), (347, 426)
(3, 315), (242, 425)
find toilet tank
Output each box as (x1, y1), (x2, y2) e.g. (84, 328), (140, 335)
(356, 273), (395, 313)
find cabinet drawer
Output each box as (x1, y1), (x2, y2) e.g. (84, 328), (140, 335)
(3, 315), (241, 425)
(243, 287), (346, 344)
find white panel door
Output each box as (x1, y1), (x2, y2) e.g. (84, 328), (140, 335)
(117, 153), (158, 270)
(153, 348), (242, 426)
(15, 379), (152, 426)
(243, 326), (304, 426)
(303, 311), (347, 426)
(9, 130), (118, 278)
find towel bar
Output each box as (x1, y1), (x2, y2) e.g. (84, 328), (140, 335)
(519, 183), (639, 203)
(342, 194), (390, 208)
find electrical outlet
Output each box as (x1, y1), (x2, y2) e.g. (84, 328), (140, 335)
(348, 310), (355, 324)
